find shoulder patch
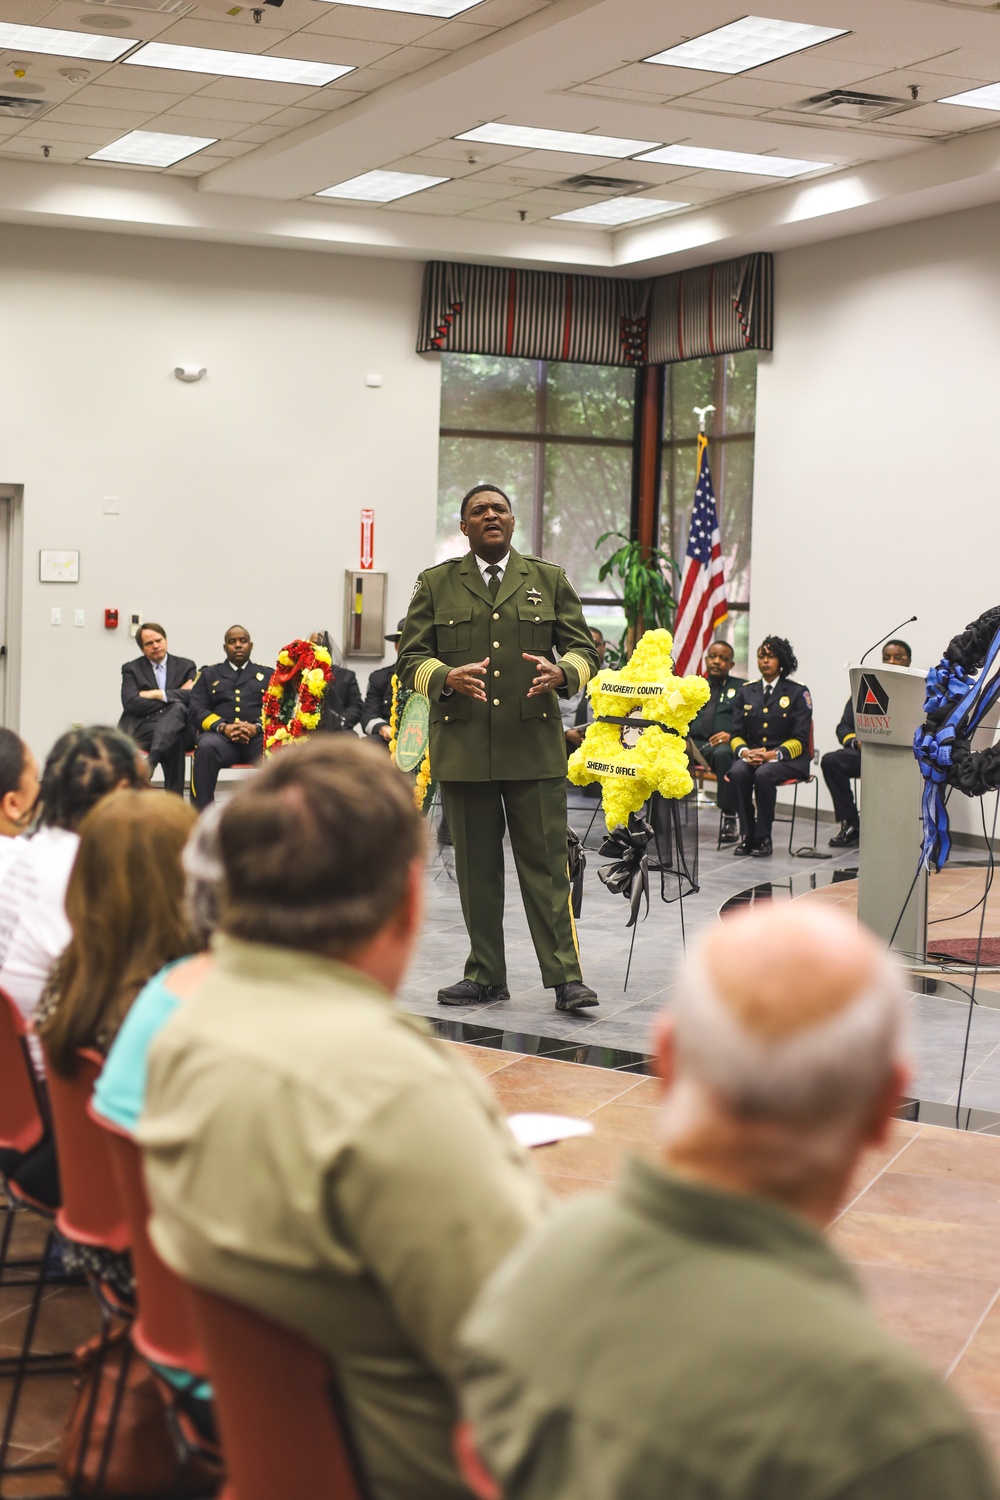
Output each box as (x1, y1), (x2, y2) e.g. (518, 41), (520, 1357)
(804, 689), (813, 710)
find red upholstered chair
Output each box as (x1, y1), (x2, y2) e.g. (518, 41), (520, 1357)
(186, 1283), (368, 1500)
(0, 991), (69, 1485)
(90, 1106), (223, 1482)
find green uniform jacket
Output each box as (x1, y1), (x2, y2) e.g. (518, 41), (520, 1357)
(688, 674), (746, 752)
(398, 549), (599, 782)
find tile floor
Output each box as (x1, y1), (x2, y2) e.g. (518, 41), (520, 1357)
(406, 796), (1000, 1115)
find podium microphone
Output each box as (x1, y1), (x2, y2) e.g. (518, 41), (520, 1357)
(860, 615), (917, 667)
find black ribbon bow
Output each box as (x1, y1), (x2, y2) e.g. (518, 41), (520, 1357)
(597, 816), (652, 928)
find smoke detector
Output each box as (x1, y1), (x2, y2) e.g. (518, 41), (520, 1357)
(792, 89), (916, 121)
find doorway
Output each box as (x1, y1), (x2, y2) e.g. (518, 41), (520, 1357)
(0, 486), (23, 730)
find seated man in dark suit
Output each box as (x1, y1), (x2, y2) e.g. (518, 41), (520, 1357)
(687, 639), (745, 844)
(308, 631), (363, 734)
(728, 635), (813, 859)
(118, 622), (195, 795)
(822, 638), (912, 850)
(363, 622), (404, 746)
(189, 625), (272, 806)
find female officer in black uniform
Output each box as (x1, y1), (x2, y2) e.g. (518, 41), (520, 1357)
(727, 635), (812, 858)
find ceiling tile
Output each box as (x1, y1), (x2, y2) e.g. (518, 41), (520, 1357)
(500, 148), (624, 173)
(910, 48), (1000, 83)
(462, 201), (547, 221)
(157, 95), (277, 121)
(856, 66), (984, 99)
(284, 33), (400, 65)
(567, 83), (669, 106)
(44, 101), (153, 128)
(298, 8), (445, 44)
(470, 161), (573, 185)
(880, 101), (986, 131)
(817, 33), (970, 71)
(381, 194), (471, 213)
(1, 135), (84, 160)
(0, 0), (69, 21)
(261, 104), (323, 128)
(460, 0), (547, 26)
(585, 62), (714, 98)
(18, 118), (110, 142)
(41, 1), (177, 39)
(231, 122), (287, 142)
(421, 19), (497, 47)
(68, 82), (186, 111)
(749, 55), (887, 88)
(144, 110), (239, 136)
(150, 19), (286, 53)
(194, 77), (318, 104)
(669, 97), (768, 119)
(93, 66), (199, 95)
(357, 43), (449, 73)
(691, 77), (811, 109)
(300, 87), (365, 110)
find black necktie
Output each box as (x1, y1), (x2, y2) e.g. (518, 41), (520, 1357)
(486, 564), (501, 598)
(763, 683), (772, 700)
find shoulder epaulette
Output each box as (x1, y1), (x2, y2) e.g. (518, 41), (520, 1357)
(424, 557), (464, 571)
(521, 554), (561, 569)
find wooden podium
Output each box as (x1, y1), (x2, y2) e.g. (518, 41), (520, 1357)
(848, 664), (928, 959)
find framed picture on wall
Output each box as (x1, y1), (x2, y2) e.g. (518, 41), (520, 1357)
(39, 549), (80, 583)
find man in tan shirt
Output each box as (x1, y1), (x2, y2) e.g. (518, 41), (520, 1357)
(138, 738), (547, 1500)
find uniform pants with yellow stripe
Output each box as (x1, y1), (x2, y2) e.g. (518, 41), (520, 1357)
(440, 778), (582, 989)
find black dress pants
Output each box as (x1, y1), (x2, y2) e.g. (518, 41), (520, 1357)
(821, 745), (862, 825)
(191, 730), (264, 805)
(132, 703), (189, 795)
(701, 743), (736, 813)
(727, 756), (809, 840)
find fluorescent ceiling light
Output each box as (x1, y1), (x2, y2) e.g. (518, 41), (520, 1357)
(89, 130), (217, 167)
(939, 82), (1000, 111)
(316, 0), (483, 13)
(456, 122), (661, 157)
(552, 196), (688, 225)
(0, 21), (133, 61)
(637, 143), (832, 177)
(123, 42), (353, 87)
(644, 15), (848, 74)
(316, 169), (449, 202)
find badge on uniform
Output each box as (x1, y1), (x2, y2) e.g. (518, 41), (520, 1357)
(526, 588), (542, 605)
(780, 695), (790, 708)
(727, 687), (735, 697)
(256, 672), (265, 681)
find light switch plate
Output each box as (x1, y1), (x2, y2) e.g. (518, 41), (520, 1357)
(102, 496), (120, 515)
(50, 607), (61, 626)
(75, 609), (85, 627)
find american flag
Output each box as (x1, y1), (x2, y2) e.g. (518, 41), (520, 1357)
(672, 433), (728, 677)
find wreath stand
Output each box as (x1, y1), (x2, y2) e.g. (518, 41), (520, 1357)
(597, 790), (699, 992)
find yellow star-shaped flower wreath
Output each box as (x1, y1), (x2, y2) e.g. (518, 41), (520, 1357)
(568, 628), (710, 830)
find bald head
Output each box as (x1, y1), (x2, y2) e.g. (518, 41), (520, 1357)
(672, 904), (907, 1128)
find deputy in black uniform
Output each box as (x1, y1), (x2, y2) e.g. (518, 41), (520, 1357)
(308, 631), (363, 734)
(686, 639), (745, 842)
(189, 625), (272, 806)
(362, 621), (404, 745)
(728, 635), (812, 858)
(822, 638), (911, 849)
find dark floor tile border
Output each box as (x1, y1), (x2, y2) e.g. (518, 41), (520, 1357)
(428, 1018), (653, 1074)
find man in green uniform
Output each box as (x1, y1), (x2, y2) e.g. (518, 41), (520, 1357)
(686, 638), (745, 842)
(398, 484), (600, 1013)
(456, 903), (999, 1500)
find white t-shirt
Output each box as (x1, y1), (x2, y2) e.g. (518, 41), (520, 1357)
(0, 827), (79, 1045)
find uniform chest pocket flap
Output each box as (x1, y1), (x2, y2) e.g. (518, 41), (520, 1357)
(434, 607), (473, 655)
(517, 604), (556, 651)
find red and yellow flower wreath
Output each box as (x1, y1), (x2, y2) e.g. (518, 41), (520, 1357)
(263, 639), (332, 756)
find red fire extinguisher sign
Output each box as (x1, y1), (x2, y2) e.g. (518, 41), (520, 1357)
(360, 509), (375, 570)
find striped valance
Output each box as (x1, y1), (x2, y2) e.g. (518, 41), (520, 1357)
(417, 253), (772, 368)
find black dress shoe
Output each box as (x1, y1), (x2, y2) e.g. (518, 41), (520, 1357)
(733, 837), (755, 857)
(828, 821), (860, 849)
(437, 979), (510, 1006)
(719, 815), (739, 845)
(554, 981), (599, 1012)
(751, 837), (773, 858)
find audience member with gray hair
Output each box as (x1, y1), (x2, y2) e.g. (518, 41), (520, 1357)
(456, 903), (999, 1500)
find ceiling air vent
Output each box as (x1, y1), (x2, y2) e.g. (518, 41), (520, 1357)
(793, 90), (915, 121)
(83, 0), (193, 15)
(0, 95), (52, 119)
(555, 174), (649, 194)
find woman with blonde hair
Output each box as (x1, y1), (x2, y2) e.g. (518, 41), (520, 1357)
(37, 790), (197, 1077)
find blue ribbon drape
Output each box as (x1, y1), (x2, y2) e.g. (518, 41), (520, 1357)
(914, 625), (1000, 871)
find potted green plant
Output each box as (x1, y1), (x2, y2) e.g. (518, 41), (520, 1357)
(597, 532), (677, 665)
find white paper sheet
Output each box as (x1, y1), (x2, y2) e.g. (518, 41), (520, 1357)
(507, 1113), (595, 1149)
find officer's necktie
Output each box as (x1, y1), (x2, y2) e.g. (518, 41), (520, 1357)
(486, 564), (501, 598)
(763, 683), (772, 700)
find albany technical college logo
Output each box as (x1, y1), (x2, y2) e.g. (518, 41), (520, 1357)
(855, 673), (891, 736)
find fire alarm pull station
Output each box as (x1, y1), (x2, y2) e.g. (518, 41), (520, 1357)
(343, 570), (386, 659)
(105, 609), (119, 630)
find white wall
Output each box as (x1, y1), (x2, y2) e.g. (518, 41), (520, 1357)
(753, 201), (1000, 828)
(0, 225), (439, 756)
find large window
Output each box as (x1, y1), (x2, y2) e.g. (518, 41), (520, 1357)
(662, 351), (757, 672)
(438, 355), (633, 641)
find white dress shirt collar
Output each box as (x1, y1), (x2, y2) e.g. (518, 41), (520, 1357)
(475, 551), (510, 580)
